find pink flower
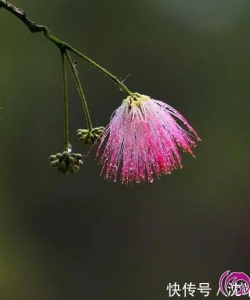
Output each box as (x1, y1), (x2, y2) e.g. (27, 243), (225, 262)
(96, 93), (201, 184)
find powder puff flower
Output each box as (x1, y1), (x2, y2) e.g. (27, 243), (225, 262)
(96, 93), (201, 184)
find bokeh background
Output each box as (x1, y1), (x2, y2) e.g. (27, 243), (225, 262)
(1, 0), (250, 299)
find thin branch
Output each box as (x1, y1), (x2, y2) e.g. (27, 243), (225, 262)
(61, 50), (70, 152)
(0, 0), (47, 33)
(66, 51), (93, 131)
(0, 0), (132, 96)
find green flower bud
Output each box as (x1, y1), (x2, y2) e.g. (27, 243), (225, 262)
(77, 127), (105, 145)
(49, 151), (84, 175)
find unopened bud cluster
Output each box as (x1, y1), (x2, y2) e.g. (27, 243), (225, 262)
(49, 151), (83, 175)
(77, 127), (104, 145)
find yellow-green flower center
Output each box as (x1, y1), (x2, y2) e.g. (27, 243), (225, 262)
(123, 93), (150, 109)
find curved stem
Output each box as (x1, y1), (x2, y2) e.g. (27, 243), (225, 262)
(65, 50), (93, 131)
(61, 50), (70, 151)
(0, 0), (133, 96)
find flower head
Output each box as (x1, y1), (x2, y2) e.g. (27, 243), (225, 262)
(96, 93), (201, 184)
(77, 127), (105, 145)
(49, 151), (83, 175)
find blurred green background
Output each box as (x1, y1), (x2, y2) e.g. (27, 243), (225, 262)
(1, 0), (250, 299)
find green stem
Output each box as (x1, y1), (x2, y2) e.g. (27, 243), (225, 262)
(65, 50), (93, 131)
(64, 45), (132, 95)
(61, 50), (70, 151)
(0, 0), (133, 96)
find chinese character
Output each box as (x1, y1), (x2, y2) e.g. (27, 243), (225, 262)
(182, 282), (196, 297)
(166, 282), (181, 297)
(197, 283), (211, 297)
(230, 282), (248, 296)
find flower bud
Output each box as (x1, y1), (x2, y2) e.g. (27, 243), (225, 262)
(77, 127), (105, 145)
(49, 151), (84, 175)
